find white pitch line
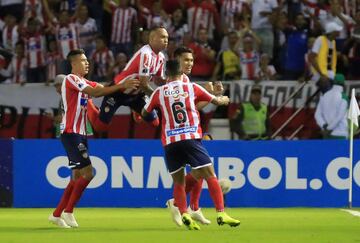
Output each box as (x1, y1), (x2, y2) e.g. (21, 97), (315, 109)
(341, 209), (360, 217)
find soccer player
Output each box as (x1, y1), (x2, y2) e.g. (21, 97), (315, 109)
(48, 49), (139, 228)
(166, 46), (224, 226)
(87, 26), (168, 131)
(142, 60), (240, 230)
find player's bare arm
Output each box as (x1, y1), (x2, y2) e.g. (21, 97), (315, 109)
(83, 79), (140, 97)
(211, 96), (230, 106)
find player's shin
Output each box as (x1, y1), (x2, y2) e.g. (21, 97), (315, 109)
(205, 177), (225, 212)
(173, 183), (187, 215)
(53, 180), (75, 217)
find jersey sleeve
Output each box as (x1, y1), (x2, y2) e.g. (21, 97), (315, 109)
(138, 52), (152, 77)
(65, 75), (90, 91)
(193, 83), (215, 103)
(144, 88), (160, 112)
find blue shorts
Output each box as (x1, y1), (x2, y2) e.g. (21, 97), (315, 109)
(99, 91), (158, 124)
(61, 133), (91, 170)
(164, 139), (213, 174)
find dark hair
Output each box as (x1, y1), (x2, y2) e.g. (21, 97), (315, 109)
(174, 46), (193, 59)
(165, 60), (181, 77)
(149, 26), (166, 34)
(67, 49), (85, 62)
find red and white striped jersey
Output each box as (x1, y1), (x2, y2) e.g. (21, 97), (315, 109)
(24, 0), (45, 24)
(24, 33), (46, 68)
(221, 0), (248, 30)
(61, 74), (97, 135)
(114, 44), (165, 95)
(239, 50), (259, 80)
(91, 48), (115, 78)
(46, 51), (61, 81)
(187, 2), (219, 39)
(56, 23), (79, 59)
(110, 4), (137, 44)
(10, 55), (27, 83)
(2, 25), (18, 51)
(145, 80), (215, 146)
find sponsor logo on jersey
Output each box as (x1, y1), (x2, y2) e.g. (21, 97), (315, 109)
(166, 126), (197, 136)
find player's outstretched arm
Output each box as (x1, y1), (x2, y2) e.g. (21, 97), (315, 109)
(83, 79), (140, 97)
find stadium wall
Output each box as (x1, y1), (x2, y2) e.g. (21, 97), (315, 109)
(8, 139), (360, 208)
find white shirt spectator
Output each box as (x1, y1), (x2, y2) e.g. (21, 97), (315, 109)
(315, 85), (349, 138)
(251, 0), (278, 30)
(319, 12), (354, 39)
(76, 17), (97, 50)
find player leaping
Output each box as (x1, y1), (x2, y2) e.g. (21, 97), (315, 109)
(87, 27), (168, 131)
(142, 60), (240, 230)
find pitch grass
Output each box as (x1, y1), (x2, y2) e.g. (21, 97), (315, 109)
(0, 208), (359, 243)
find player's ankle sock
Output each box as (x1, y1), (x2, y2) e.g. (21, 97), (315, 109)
(173, 183), (187, 215)
(53, 180), (75, 217)
(64, 177), (91, 213)
(190, 178), (203, 211)
(205, 177), (224, 212)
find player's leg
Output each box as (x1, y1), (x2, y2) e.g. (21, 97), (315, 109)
(164, 141), (200, 230)
(60, 134), (94, 227)
(87, 92), (122, 132)
(130, 94), (159, 126)
(188, 140), (240, 227)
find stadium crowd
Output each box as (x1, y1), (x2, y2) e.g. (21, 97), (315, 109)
(0, 0), (357, 139)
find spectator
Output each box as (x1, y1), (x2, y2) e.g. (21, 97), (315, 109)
(22, 17), (47, 83)
(144, 0), (171, 29)
(318, 0), (354, 51)
(220, 0), (250, 35)
(308, 22), (342, 86)
(239, 35), (260, 81)
(0, 54), (11, 83)
(24, 0), (46, 25)
(46, 38), (61, 84)
(167, 8), (189, 45)
(1, 14), (19, 51)
(230, 85), (271, 140)
(89, 36), (114, 83)
(9, 41), (27, 85)
(315, 73), (349, 139)
(107, 0), (137, 57)
(211, 31), (241, 81)
(282, 12), (309, 80)
(186, 0), (221, 41)
(255, 53), (277, 82)
(107, 52), (128, 81)
(75, 4), (98, 57)
(188, 27), (217, 80)
(250, 0), (280, 58)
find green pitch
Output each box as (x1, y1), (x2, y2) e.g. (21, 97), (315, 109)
(0, 208), (359, 243)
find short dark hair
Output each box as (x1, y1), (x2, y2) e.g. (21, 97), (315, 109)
(174, 46), (193, 59)
(67, 49), (85, 62)
(165, 60), (181, 77)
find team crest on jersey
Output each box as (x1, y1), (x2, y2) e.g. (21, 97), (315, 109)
(164, 88), (188, 100)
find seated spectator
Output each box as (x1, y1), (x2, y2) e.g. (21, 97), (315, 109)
(230, 85), (271, 140)
(46, 38), (61, 84)
(255, 53), (277, 82)
(188, 27), (217, 80)
(2, 14), (19, 51)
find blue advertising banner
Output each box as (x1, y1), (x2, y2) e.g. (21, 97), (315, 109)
(12, 139), (360, 208)
(0, 139), (13, 207)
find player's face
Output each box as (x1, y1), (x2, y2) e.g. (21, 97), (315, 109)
(179, 52), (194, 75)
(72, 54), (89, 76)
(153, 28), (169, 51)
